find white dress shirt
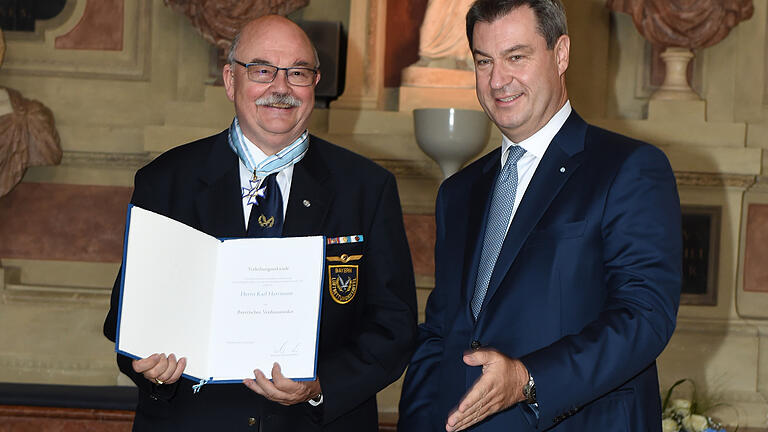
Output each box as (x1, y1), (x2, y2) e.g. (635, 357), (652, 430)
(500, 101), (572, 232)
(237, 135), (294, 229)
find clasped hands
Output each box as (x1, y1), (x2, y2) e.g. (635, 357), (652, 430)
(444, 348), (530, 432)
(132, 354), (321, 405)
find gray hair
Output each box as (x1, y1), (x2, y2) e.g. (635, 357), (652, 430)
(466, 0), (568, 50)
(226, 31), (242, 66)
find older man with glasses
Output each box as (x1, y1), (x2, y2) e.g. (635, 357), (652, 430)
(103, 14), (417, 432)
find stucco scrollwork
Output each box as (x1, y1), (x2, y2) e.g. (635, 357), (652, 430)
(606, 0), (753, 49)
(0, 30), (62, 198)
(607, 0), (754, 101)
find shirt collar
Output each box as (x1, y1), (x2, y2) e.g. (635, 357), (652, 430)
(501, 100), (572, 164)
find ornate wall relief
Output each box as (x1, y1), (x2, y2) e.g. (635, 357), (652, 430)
(608, 0), (754, 100)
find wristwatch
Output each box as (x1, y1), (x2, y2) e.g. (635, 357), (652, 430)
(522, 373), (536, 404)
(308, 392), (324, 406)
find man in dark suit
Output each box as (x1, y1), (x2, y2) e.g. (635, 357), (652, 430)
(103, 15), (417, 431)
(398, 1), (681, 431)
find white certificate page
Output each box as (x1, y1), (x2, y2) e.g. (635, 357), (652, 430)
(117, 206), (219, 380)
(116, 206), (324, 382)
(208, 236), (324, 381)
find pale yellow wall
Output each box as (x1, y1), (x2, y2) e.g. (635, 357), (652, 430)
(1, 0), (767, 427)
(0, 1), (212, 387)
(289, 0), (350, 30)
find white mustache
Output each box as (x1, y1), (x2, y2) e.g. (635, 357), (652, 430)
(255, 93), (302, 107)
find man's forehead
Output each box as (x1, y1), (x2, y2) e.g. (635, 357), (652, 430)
(473, 9), (544, 49)
(243, 55), (315, 67)
(238, 25), (315, 65)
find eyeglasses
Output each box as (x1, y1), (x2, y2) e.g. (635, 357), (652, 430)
(233, 60), (318, 87)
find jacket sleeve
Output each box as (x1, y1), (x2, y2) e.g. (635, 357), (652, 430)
(397, 185), (450, 432)
(317, 173), (418, 425)
(520, 144), (682, 428)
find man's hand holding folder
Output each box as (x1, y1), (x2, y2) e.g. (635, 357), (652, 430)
(133, 353), (187, 386)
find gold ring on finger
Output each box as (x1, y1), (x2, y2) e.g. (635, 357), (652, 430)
(154, 378), (165, 385)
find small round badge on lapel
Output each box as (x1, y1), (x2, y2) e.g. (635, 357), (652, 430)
(303, 199), (311, 207)
(560, 167), (566, 173)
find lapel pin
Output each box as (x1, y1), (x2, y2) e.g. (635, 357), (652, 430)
(303, 199), (311, 208)
(560, 167), (566, 173)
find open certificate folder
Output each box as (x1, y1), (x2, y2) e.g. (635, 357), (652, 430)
(116, 205), (325, 387)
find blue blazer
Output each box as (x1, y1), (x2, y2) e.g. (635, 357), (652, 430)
(398, 111), (681, 431)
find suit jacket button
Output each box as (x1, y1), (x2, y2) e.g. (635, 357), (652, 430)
(248, 417), (257, 426)
(470, 340), (481, 350)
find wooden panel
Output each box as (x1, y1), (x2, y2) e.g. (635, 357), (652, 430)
(0, 405), (409, 431)
(0, 406), (133, 432)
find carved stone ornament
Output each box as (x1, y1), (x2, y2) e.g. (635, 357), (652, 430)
(401, 0), (476, 89)
(607, 0), (754, 100)
(417, 0), (475, 70)
(0, 29), (63, 198)
(606, 0), (753, 49)
(0, 87), (63, 198)
(163, 0), (310, 52)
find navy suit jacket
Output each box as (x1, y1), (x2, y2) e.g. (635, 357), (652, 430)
(103, 131), (417, 431)
(398, 112), (681, 431)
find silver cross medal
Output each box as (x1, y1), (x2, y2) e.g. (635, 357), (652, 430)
(242, 170), (267, 206)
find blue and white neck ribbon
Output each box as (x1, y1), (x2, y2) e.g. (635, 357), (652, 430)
(228, 117), (309, 206)
(227, 117), (309, 179)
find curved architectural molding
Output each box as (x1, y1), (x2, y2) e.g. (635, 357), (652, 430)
(0, 355), (113, 373)
(675, 172), (757, 188)
(374, 159), (440, 178)
(55, 0), (124, 51)
(60, 151), (149, 170)
(2, 0), (151, 80)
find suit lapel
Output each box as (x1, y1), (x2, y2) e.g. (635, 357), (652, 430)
(480, 112), (588, 314)
(282, 137), (332, 237)
(195, 132), (247, 238)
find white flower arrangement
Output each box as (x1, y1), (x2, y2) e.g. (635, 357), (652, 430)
(661, 379), (734, 432)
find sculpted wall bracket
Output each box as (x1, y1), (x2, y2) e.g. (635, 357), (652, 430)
(163, 0), (309, 66)
(607, 0), (754, 100)
(0, 30), (62, 199)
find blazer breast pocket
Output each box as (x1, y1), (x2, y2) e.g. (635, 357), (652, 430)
(524, 219), (586, 248)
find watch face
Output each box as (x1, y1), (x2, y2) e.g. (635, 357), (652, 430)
(523, 375), (536, 403)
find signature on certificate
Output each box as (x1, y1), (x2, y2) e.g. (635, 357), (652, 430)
(272, 341), (302, 356)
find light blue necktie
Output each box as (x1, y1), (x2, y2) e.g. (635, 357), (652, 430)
(471, 146), (527, 319)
